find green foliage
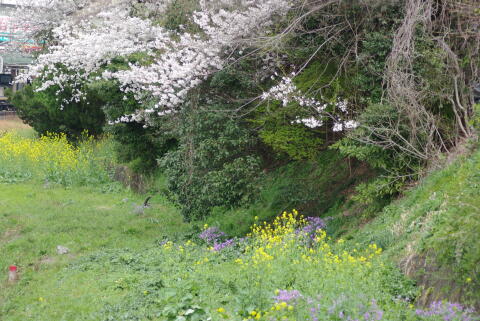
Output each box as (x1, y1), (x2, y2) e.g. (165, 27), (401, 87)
(92, 79), (177, 174)
(251, 62), (346, 160)
(107, 121), (176, 174)
(351, 31), (395, 104)
(204, 149), (373, 237)
(293, 62), (338, 100)
(260, 125), (322, 160)
(351, 178), (402, 205)
(252, 103), (325, 162)
(470, 103), (480, 130)
(134, 0), (200, 32)
(162, 0), (199, 32)
(10, 83), (105, 140)
(161, 104), (261, 221)
(333, 103), (422, 202)
(152, 57), (270, 220)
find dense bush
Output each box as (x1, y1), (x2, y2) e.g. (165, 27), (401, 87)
(333, 103), (422, 202)
(9, 82), (106, 140)
(161, 103), (261, 220)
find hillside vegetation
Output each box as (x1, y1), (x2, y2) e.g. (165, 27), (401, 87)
(2, 0), (480, 319)
(1, 126), (479, 320)
(343, 148), (480, 308)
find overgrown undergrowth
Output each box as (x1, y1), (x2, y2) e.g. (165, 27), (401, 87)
(1, 130), (479, 321)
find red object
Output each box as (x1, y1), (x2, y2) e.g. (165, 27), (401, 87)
(8, 265), (18, 283)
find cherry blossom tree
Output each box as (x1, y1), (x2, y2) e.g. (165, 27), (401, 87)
(19, 0), (297, 124)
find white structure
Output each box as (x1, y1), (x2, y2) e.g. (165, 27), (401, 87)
(0, 0), (34, 102)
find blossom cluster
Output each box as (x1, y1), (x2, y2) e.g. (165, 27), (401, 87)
(301, 216), (327, 240)
(261, 74), (359, 131)
(273, 290), (302, 303)
(199, 226), (225, 244)
(261, 74), (323, 109)
(13, 0), (89, 38)
(0, 131), (110, 185)
(19, 0), (293, 124)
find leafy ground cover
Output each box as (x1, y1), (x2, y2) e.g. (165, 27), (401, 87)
(1, 131), (479, 321)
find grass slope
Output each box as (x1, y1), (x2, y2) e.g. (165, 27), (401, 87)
(337, 148), (480, 308)
(0, 183), (187, 320)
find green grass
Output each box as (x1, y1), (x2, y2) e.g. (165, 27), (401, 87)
(0, 183), (188, 320)
(0, 204), (423, 321)
(329, 148), (480, 307)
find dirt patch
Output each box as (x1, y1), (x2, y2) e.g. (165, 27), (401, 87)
(113, 165), (148, 193)
(0, 228), (21, 245)
(96, 205), (114, 211)
(32, 256), (58, 271)
(400, 250), (479, 310)
(38, 256), (56, 265)
(0, 116), (31, 131)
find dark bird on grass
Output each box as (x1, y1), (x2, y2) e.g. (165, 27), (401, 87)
(132, 196), (152, 215)
(143, 196), (152, 208)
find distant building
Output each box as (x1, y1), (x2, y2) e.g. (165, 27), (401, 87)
(0, 0), (37, 102)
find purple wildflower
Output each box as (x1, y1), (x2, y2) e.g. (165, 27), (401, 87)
(303, 217), (326, 233)
(213, 239), (235, 251)
(298, 217), (327, 240)
(309, 306), (319, 321)
(370, 299), (384, 321)
(199, 227), (225, 244)
(415, 301), (477, 321)
(309, 296), (384, 321)
(274, 290), (302, 304)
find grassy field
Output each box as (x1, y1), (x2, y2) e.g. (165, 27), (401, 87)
(0, 185), (418, 321)
(0, 183), (188, 320)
